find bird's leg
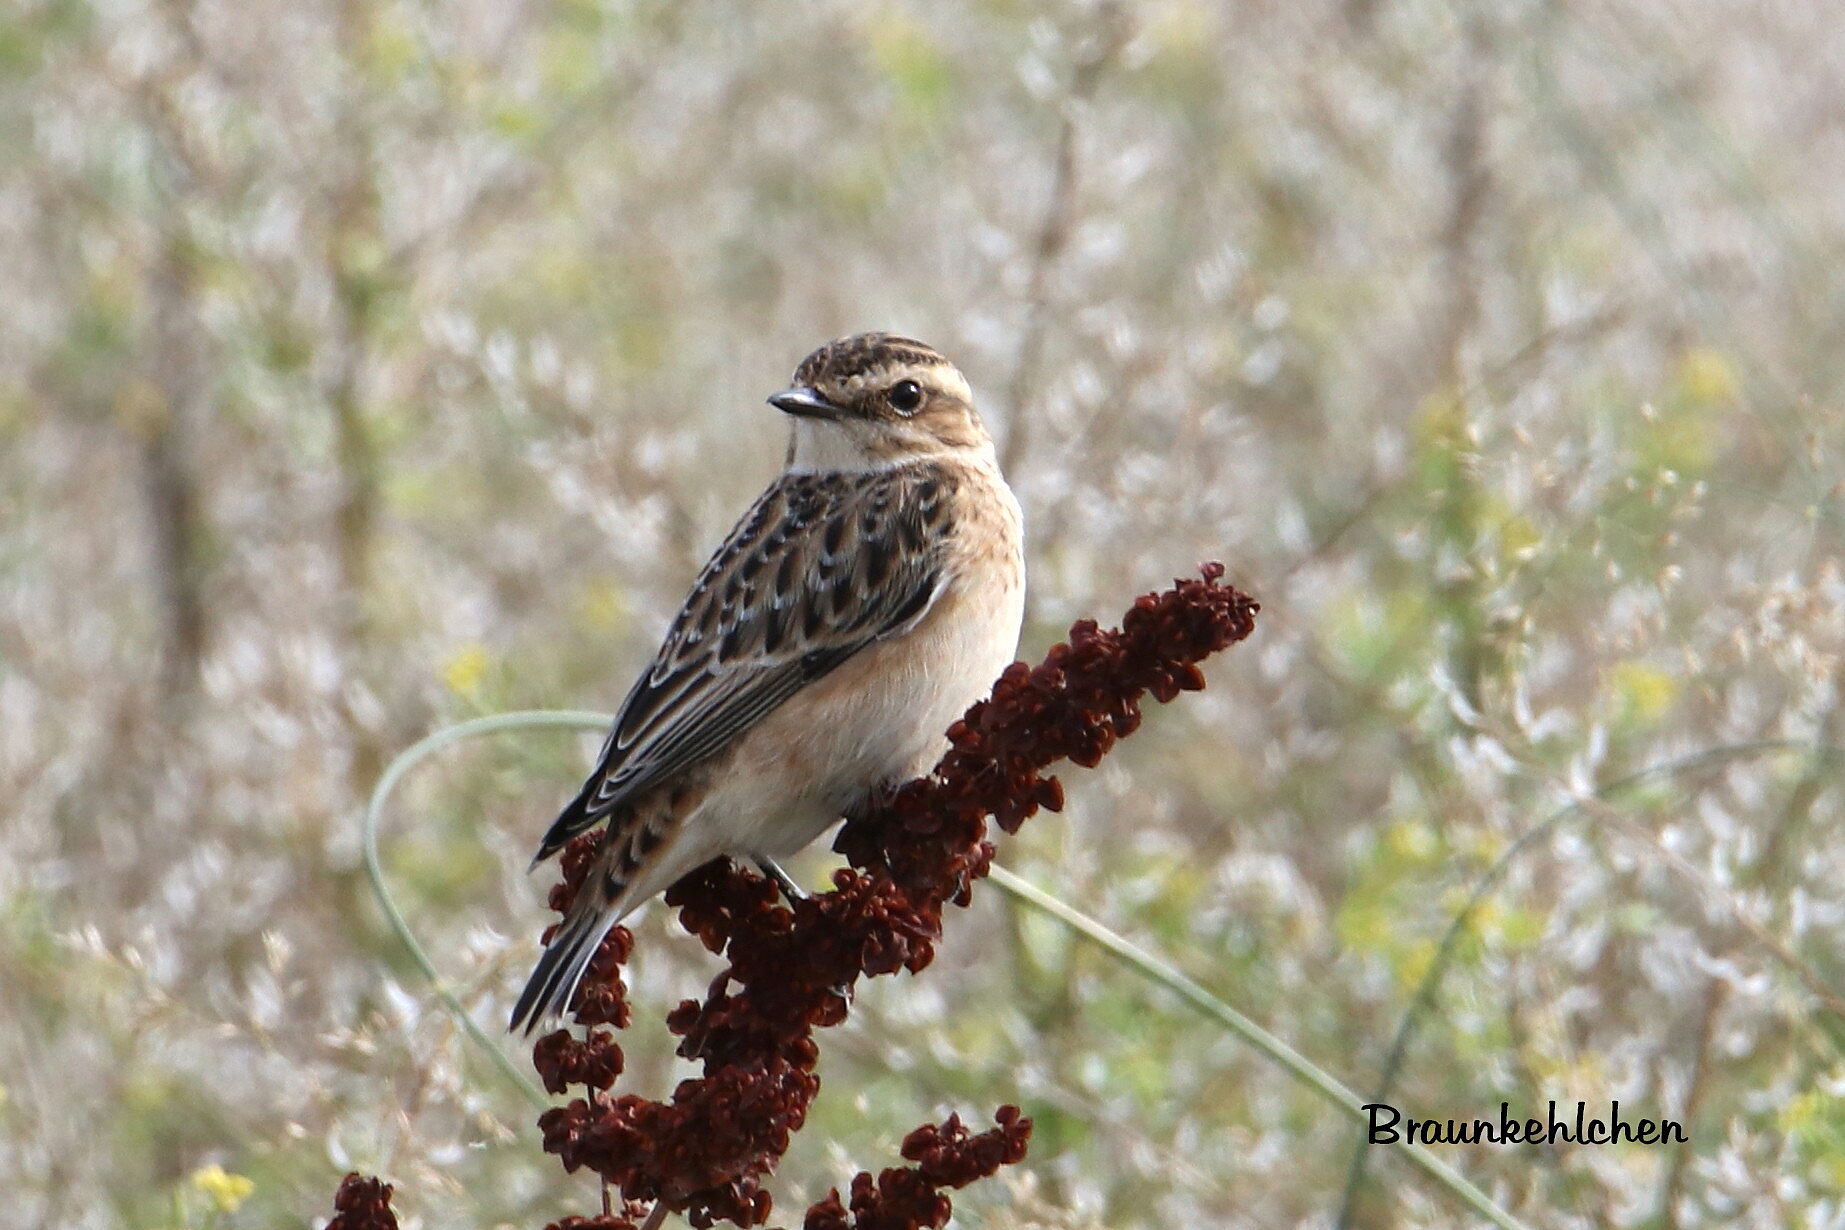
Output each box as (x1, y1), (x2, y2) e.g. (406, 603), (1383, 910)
(754, 856), (807, 903)
(639, 1199), (671, 1230)
(755, 856), (856, 1005)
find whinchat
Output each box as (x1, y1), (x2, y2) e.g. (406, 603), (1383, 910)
(511, 333), (1025, 1033)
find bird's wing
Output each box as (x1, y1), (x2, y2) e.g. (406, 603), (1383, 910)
(531, 462), (956, 863)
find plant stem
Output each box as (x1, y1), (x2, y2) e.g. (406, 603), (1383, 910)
(987, 865), (1531, 1230)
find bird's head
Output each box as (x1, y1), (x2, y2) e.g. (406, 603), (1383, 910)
(771, 333), (992, 472)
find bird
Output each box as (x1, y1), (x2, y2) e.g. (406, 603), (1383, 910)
(510, 332), (1025, 1034)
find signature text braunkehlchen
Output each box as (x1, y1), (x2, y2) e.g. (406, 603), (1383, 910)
(1364, 1101), (1686, 1146)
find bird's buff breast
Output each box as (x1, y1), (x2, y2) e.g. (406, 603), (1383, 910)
(708, 511), (1023, 858)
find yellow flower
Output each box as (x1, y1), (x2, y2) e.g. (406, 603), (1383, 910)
(191, 1164), (255, 1214)
(1677, 347), (1739, 405)
(1395, 938), (1439, 991)
(443, 643), (491, 695)
(1612, 660), (1677, 724)
(575, 579), (628, 631)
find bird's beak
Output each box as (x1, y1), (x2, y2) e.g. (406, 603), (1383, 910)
(768, 387), (840, 420)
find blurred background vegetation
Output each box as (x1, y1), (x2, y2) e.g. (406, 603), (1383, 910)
(4, 0), (1844, 1226)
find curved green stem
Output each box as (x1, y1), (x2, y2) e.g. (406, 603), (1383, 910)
(362, 709), (612, 1110)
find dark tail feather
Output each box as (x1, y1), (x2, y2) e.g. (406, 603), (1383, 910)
(508, 892), (620, 1035)
(530, 786), (600, 870)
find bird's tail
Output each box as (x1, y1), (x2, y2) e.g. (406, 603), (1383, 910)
(529, 782), (602, 870)
(508, 867), (626, 1035)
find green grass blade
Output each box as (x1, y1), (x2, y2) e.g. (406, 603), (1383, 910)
(987, 864), (1531, 1230)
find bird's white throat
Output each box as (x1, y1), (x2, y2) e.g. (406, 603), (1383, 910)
(786, 418), (871, 473)
(784, 417), (993, 475)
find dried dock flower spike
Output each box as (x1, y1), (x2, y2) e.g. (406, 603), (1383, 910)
(528, 564), (1257, 1227)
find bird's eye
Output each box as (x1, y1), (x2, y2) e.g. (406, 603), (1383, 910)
(887, 379), (924, 415)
